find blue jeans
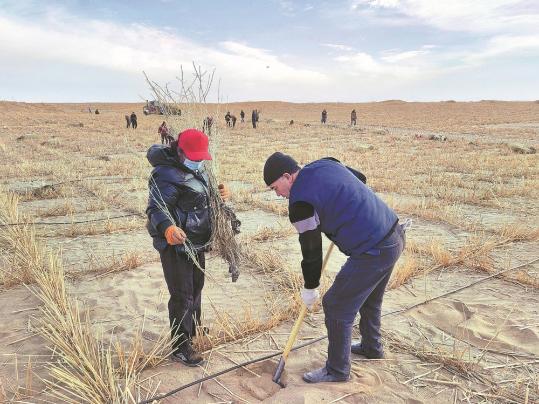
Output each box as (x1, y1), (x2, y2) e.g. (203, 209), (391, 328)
(322, 224), (405, 378)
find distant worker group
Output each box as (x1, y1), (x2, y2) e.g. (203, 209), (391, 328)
(120, 106), (359, 139)
(220, 109), (259, 129)
(319, 109), (359, 126)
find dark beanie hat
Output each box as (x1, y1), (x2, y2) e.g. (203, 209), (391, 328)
(263, 152), (300, 186)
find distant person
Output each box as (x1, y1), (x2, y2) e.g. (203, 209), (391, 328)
(203, 116), (213, 135)
(130, 112), (137, 129)
(225, 111), (231, 127)
(88, 107), (92, 114)
(321, 109), (327, 124)
(251, 109), (257, 129)
(240, 110), (245, 123)
(95, 108), (100, 115)
(158, 121), (170, 144)
(230, 114), (237, 128)
(125, 115), (131, 128)
(351, 109), (357, 126)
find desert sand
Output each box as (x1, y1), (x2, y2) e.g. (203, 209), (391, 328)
(0, 100), (538, 403)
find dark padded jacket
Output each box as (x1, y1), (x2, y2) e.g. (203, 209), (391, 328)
(146, 144), (212, 253)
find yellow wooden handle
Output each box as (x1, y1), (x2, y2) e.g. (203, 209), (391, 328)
(281, 241), (335, 360)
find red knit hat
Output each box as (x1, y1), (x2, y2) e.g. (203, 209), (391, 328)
(178, 129), (212, 161)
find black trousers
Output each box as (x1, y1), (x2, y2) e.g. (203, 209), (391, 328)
(131, 120), (137, 129)
(159, 246), (205, 352)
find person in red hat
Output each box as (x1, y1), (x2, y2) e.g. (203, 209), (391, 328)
(146, 128), (230, 366)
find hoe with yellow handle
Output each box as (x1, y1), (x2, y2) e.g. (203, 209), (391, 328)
(272, 241), (335, 387)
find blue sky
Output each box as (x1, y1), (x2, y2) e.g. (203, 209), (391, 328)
(1, 0), (538, 102)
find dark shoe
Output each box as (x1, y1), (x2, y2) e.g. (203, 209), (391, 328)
(303, 366), (349, 383)
(171, 343), (204, 367)
(351, 342), (384, 359)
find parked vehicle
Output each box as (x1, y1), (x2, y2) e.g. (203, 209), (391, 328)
(143, 100), (181, 116)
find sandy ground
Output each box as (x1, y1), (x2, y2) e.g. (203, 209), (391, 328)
(0, 100), (538, 402)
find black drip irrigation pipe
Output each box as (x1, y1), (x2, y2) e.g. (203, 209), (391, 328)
(139, 257), (539, 404)
(0, 176), (146, 226)
(0, 213), (144, 227)
(16, 176), (145, 191)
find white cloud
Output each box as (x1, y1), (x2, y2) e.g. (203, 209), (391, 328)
(380, 49), (429, 63)
(351, 0), (539, 35)
(0, 9), (327, 99)
(335, 50), (429, 80)
(463, 34), (539, 65)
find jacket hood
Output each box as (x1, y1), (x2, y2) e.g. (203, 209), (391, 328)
(146, 144), (206, 176)
(147, 144), (180, 168)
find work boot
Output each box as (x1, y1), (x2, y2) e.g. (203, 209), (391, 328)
(351, 342), (384, 359)
(303, 366), (350, 383)
(171, 342), (204, 367)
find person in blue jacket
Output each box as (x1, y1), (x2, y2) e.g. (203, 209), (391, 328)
(146, 129), (230, 366)
(263, 152), (406, 383)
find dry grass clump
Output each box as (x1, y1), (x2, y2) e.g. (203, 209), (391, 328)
(37, 201), (76, 217)
(83, 250), (151, 278)
(206, 171), (243, 281)
(249, 224), (295, 242)
(384, 331), (479, 375)
(194, 301), (292, 353)
(20, 184), (68, 201)
(388, 238), (454, 289)
(389, 255), (420, 289)
(241, 241), (303, 293)
(391, 230), (539, 289)
(1, 187), (172, 402)
(57, 217), (144, 238)
(251, 199), (288, 216)
(83, 181), (145, 217)
(384, 331), (538, 403)
(385, 196), (477, 231)
(30, 248), (172, 403)
(494, 223), (539, 242)
(0, 190), (47, 288)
